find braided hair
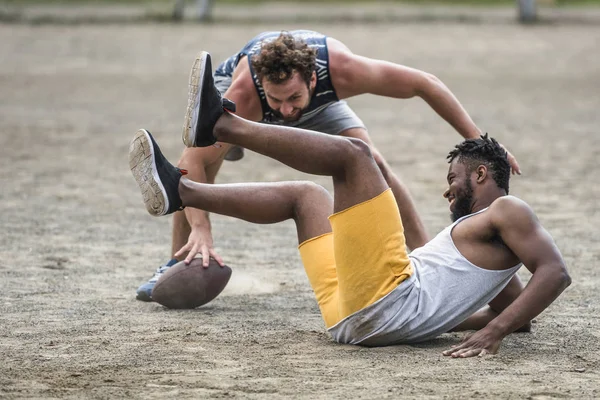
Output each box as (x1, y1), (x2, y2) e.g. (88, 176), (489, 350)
(447, 134), (510, 193)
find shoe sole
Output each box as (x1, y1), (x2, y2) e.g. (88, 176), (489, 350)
(182, 51), (208, 147)
(129, 129), (169, 216)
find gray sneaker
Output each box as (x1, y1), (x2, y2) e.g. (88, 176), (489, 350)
(136, 258), (179, 301)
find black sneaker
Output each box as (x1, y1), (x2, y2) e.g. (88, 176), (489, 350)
(182, 51), (236, 148)
(129, 129), (186, 216)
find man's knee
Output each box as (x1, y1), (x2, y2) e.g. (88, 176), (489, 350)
(291, 182), (333, 241)
(291, 181), (332, 217)
(343, 137), (375, 165)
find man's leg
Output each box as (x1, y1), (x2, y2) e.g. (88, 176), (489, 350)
(178, 179), (333, 244)
(179, 178), (340, 326)
(211, 115), (413, 322)
(213, 113), (388, 212)
(340, 127), (429, 250)
(130, 128), (340, 323)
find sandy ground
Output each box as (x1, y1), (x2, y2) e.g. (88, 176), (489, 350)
(0, 13), (599, 399)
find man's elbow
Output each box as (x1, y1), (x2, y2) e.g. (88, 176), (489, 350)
(415, 72), (444, 99)
(555, 267), (571, 292)
(561, 270), (572, 289)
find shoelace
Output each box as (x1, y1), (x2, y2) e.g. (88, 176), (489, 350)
(148, 265), (172, 283)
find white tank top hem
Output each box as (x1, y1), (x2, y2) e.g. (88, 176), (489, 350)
(328, 208), (522, 346)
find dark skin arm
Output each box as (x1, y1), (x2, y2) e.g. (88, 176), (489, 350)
(444, 196), (571, 358)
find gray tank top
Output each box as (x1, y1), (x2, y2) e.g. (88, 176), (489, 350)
(214, 30), (338, 124)
(329, 208), (523, 345)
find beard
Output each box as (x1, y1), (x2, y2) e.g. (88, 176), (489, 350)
(271, 105), (307, 123)
(270, 86), (312, 122)
(272, 109), (303, 122)
(451, 178), (474, 222)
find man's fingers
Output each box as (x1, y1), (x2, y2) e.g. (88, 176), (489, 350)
(443, 343), (467, 356)
(499, 143), (521, 175)
(452, 347), (477, 358)
(444, 346), (489, 358)
(457, 349), (482, 358)
(184, 245), (198, 265)
(201, 247), (210, 267)
(174, 244), (189, 258)
(508, 154), (521, 175)
(511, 162), (521, 175)
(210, 250), (225, 267)
(450, 348), (469, 358)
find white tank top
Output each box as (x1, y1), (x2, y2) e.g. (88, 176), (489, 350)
(329, 208), (522, 345)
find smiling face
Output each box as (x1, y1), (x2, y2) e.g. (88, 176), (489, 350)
(262, 71), (316, 122)
(444, 159), (475, 222)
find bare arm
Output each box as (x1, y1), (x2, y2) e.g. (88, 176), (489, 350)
(328, 38), (481, 140)
(328, 38), (521, 174)
(444, 197), (570, 358)
(175, 60), (262, 265)
(487, 197), (571, 335)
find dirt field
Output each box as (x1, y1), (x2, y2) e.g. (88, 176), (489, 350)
(1, 13), (599, 399)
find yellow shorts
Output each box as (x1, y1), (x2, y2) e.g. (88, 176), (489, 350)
(298, 189), (413, 328)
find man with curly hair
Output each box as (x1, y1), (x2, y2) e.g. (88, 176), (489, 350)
(136, 30), (521, 301)
(128, 84), (570, 355)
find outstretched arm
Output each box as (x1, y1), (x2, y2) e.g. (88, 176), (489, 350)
(328, 38), (521, 174)
(444, 197), (571, 358)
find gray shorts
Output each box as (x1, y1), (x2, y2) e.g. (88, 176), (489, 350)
(215, 76), (365, 136)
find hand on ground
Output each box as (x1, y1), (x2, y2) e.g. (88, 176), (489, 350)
(442, 328), (503, 358)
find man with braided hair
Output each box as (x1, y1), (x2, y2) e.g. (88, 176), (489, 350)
(136, 30), (522, 302)
(128, 77), (570, 355)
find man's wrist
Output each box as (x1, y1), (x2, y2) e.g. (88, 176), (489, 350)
(185, 209), (211, 227)
(190, 223), (211, 233)
(485, 318), (511, 338)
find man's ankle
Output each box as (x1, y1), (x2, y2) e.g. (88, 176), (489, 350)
(213, 110), (235, 142)
(178, 177), (192, 207)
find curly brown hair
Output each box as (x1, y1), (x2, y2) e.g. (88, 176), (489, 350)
(251, 32), (317, 86)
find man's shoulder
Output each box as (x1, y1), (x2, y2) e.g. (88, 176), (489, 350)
(326, 37), (351, 60)
(489, 195), (530, 213)
(488, 195), (536, 230)
(229, 61), (257, 94)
